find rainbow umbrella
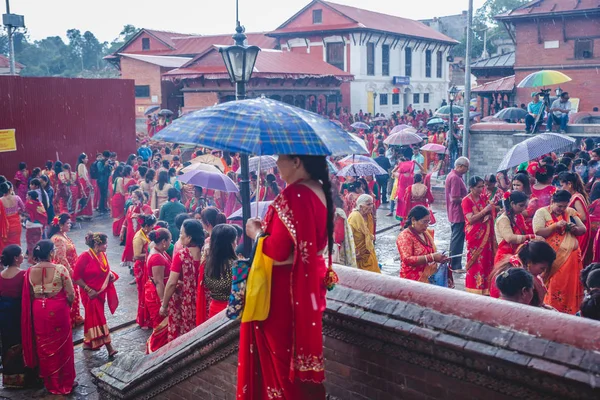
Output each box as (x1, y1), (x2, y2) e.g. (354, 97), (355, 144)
(517, 70), (572, 88)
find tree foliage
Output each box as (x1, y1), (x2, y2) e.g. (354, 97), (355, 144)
(0, 24), (138, 78)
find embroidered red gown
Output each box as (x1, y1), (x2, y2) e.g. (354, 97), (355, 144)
(237, 182), (328, 400)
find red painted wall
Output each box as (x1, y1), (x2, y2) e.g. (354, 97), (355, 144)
(282, 3), (352, 29)
(513, 16), (600, 110)
(0, 77), (136, 179)
(121, 32), (172, 54)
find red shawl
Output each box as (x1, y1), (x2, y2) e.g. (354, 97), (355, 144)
(25, 199), (47, 225)
(268, 182), (328, 383)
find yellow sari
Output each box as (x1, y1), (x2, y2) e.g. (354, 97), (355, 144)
(348, 211), (380, 273)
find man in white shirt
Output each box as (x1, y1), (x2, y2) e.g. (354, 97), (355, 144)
(547, 92), (571, 133)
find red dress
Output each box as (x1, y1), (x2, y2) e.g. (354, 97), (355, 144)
(168, 248), (200, 342)
(237, 182), (328, 399)
(75, 164), (94, 218)
(569, 193), (591, 266)
(111, 178), (136, 237)
(145, 251), (171, 353)
(402, 183), (435, 224)
(121, 203), (153, 268)
(462, 193), (496, 295)
(73, 250), (119, 349)
(51, 234), (84, 327)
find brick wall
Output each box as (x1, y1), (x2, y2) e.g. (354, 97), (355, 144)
(182, 92), (219, 113)
(120, 57), (162, 118)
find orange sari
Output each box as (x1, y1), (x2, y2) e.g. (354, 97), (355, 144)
(533, 206), (584, 314)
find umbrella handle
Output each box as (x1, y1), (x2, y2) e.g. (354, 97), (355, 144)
(256, 156), (261, 217)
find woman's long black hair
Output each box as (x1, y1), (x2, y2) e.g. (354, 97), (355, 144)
(503, 190), (528, 232)
(296, 155), (335, 256)
(205, 224), (237, 280)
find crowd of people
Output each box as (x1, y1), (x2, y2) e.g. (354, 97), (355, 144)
(1, 109), (600, 397)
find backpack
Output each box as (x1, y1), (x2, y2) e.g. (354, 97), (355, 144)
(89, 160), (100, 179)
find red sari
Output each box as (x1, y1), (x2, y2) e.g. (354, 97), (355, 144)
(51, 233), (84, 327)
(121, 203), (153, 267)
(73, 250), (119, 349)
(402, 183), (435, 224)
(396, 228), (440, 283)
(589, 199), (600, 262)
(57, 171), (76, 215)
(133, 229), (151, 328)
(24, 199), (47, 255)
(111, 178), (137, 236)
(494, 213), (528, 264)
(21, 267), (75, 395)
(75, 164), (94, 218)
(0, 201), (8, 254)
(13, 170), (29, 202)
(395, 161), (415, 221)
(168, 248), (200, 342)
(237, 182), (328, 399)
(569, 193), (592, 266)
(462, 193), (496, 295)
(145, 251), (171, 353)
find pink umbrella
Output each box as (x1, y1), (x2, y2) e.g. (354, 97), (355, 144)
(420, 143), (447, 154)
(390, 124), (412, 134)
(384, 130), (423, 146)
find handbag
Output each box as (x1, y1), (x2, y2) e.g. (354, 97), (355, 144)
(241, 237), (273, 322)
(428, 261), (450, 287)
(225, 235), (261, 320)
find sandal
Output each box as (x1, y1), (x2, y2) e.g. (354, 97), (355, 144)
(108, 350), (119, 358)
(83, 345), (100, 352)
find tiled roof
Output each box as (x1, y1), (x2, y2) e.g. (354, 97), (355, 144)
(0, 54), (24, 68)
(163, 48), (353, 81)
(472, 75), (515, 93)
(168, 33), (278, 56)
(471, 52), (515, 69)
(145, 29), (197, 48)
(496, 0), (600, 20)
(118, 53), (192, 68)
(271, 0), (457, 44)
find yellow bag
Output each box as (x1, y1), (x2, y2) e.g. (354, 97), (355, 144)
(241, 237), (273, 322)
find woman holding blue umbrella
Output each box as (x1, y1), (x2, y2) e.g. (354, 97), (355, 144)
(239, 155), (335, 400)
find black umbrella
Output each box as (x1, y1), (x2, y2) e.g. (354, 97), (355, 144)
(144, 105), (160, 115)
(158, 109), (174, 116)
(494, 107), (527, 121)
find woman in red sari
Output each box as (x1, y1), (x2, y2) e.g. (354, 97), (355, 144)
(395, 160), (415, 221)
(558, 172), (592, 265)
(73, 232), (119, 356)
(50, 213), (84, 327)
(203, 224), (235, 319)
(159, 219), (204, 342)
(494, 191), (540, 264)
(145, 228), (171, 353)
(132, 214), (156, 329)
(396, 206), (450, 284)
(462, 176), (496, 295)
(264, 174), (281, 201)
(533, 190), (586, 314)
(120, 190), (153, 271)
(239, 155), (335, 400)
(57, 164), (76, 215)
(0, 181), (23, 249)
(401, 174), (435, 223)
(21, 240), (76, 395)
(13, 162), (29, 203)
(110, 165), (125, 236)
(75, 153), (94, 219)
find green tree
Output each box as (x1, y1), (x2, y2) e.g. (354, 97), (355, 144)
(106, 24), (138, 53)
(67, 28), (84, 71)
(82, 31), (104, 70)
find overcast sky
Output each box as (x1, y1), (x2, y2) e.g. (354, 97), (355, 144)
(8, 0), (487, 43)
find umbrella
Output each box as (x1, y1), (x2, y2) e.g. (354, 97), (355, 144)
(177, 170), (239, 192)
(420, 143), (446, 154)
(427, 118), (445, 126)
(494, 107), (527, 121)
(348, 133), (369, 154)
(326, 159), (338, 173)
(331, 120), (343, 128)
(390, 124), (412, 134)
(372, 116), (387, 122)
(227, 201), (272, 220)
(154, 98), (366, 156)
(181, 163), (222, 174)
(351, 122), (370, 130)
(482, 116), (503, 122)
(238, 155), (278, 173)
(190, 154), (225, 171)
(469, 111), (482, 120)
(337, 162), (387, 177)
(338, 155), (377, 166)
(384, 130), (423, 146)
(517, 70), (572, 88)
(497, 133), (575, 171)
(144, 105), (160, 115)
(158, 109), (174, 116)
(434, 105), (464, 117)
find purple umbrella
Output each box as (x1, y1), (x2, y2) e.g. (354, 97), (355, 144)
(177, 170), (239, 193)
(227, 201), (272, 220)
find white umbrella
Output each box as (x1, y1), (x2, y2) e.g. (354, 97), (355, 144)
(384, 129), (423, 146)
(497, 133), (575, 171)
(237, 155), (278, 173)
(181, 163), (222, 174)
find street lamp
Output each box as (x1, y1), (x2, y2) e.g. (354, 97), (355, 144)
(448, 86), (459, 166)
(219, 20), (261, 256)
(373, 91), (378, 115)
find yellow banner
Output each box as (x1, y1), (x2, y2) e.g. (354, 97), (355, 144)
(0, 129), (16, 153)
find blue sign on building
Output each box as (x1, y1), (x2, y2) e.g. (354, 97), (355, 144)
(393, 76), (410, 86)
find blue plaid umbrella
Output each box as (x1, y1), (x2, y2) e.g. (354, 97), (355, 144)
(497, 132), (575, 171)
(154, 98), (367, 156)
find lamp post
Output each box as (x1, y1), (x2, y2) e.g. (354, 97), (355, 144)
(373, 92), (378, 116)
(448, 86), (458, 167)
(219, 14), (261, 256)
